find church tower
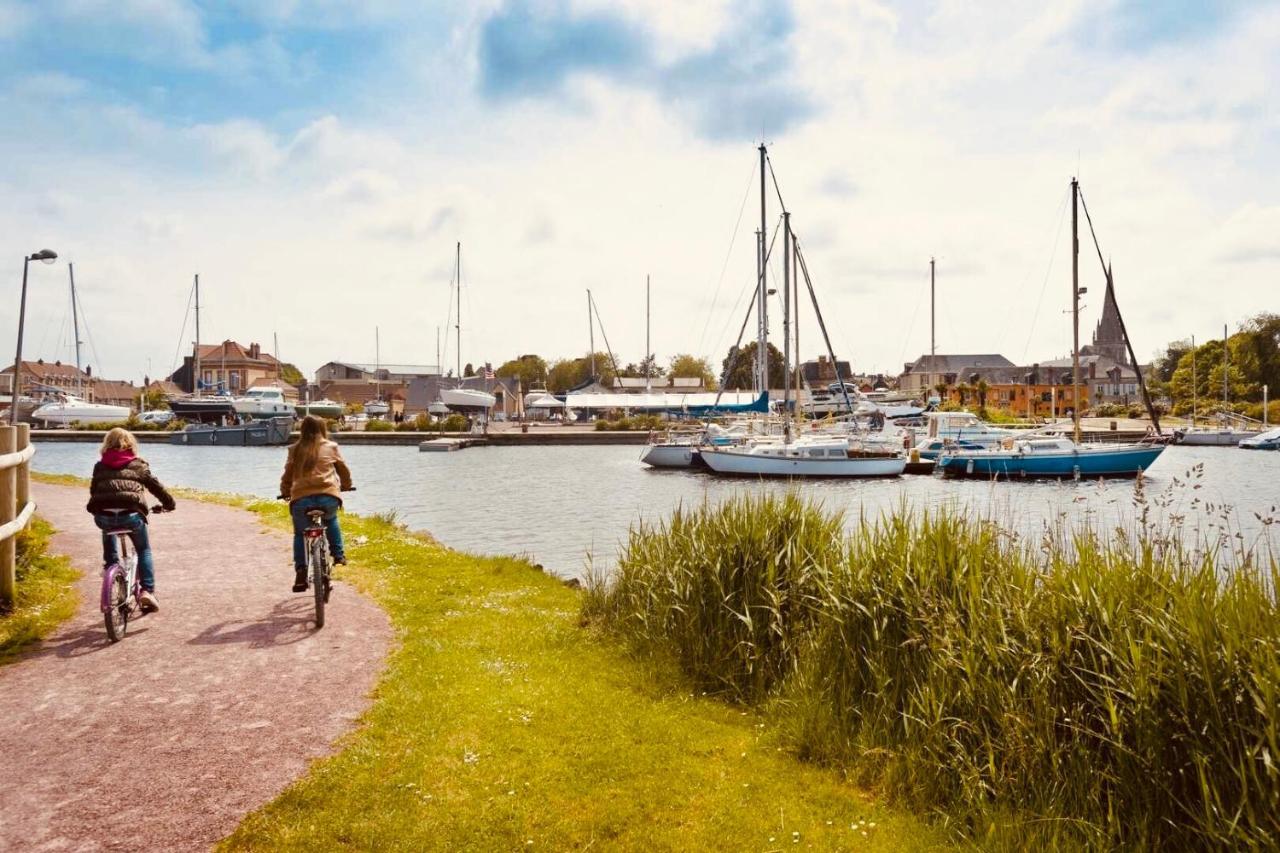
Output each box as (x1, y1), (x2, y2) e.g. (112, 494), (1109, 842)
(1081, 284), (1130, 366)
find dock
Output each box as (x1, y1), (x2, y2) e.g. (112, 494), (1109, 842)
(418, 437), (487, 452)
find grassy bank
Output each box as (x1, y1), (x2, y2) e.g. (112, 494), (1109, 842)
(0, 516), (80, 663)
(583, 492), (1280, 849)
(220, 500), (944, 850)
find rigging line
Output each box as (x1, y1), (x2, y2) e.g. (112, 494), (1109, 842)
(1021, 188), (1071, 362)
(589, 293), (622, 379)
(765, 154), (788, 219)
(441, 250), (456, 375)
(168, 279), (195, 380)
(713, 286), (758, 406)
(794, 238), (855, 414)
(1076, 187), (1110, 280)
(74, 283), (108, 383)
(708, 215), (784, 362)
(898, 268), (926, 373)
(694, 159), (757, 355)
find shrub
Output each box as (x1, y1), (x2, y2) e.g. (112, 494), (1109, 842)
(365, 419), (395, 432)
(585, 491), (1280, 849)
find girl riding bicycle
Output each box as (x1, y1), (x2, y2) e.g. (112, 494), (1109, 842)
(87, 427), (176, 612)
(280, 415), (353, 592)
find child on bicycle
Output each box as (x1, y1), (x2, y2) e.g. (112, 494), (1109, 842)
(86, 427), (176, 612)
(279, 415), (353, 592)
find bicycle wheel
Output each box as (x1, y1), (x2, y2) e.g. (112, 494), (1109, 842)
(311, 537), (327, 629)
(104, 572), (128, 642)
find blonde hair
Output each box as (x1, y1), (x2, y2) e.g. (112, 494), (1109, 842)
(100, 427), (139, 455)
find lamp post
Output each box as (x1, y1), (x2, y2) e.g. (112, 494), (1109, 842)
(9, 249), (58, 425)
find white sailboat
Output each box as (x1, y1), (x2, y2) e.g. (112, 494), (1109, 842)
(1173, 326), (1261, 445)
(366, 327), (390, 417)
(439, 242), (496, 412)
(32, 264), (130, 426)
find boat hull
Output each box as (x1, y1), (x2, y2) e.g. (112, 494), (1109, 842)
(641, 444), (699, 468)
(296, 402), (345, 420)
(440, 388), (496, 411)
(1174, 429), (1261, 446)
(700, 448), (905, 478)
(169, 397), (237, 423)
(937, 445), (1165, 479)
(31, 402), (130, 426)
(232, 400), (294, 419)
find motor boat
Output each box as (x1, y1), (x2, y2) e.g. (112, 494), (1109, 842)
(32, 394), (130, 426)
(913, 411), (1019, 460)
(364, 399), (390, 417)
(169, 394), (237, 423)
(232, 386), (294, 419)
(1173, 426), (1263, 446)
(1239, 427), (1280, 450)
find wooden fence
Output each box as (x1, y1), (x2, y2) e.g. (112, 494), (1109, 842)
(0, 425), (35, 609)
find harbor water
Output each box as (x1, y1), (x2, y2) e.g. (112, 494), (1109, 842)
(33, 442), (1279, 578)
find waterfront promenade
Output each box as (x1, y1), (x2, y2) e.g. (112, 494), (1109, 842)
(0, 483), (391, 852)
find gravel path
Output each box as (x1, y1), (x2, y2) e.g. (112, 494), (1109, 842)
(0, 483), (392, 852)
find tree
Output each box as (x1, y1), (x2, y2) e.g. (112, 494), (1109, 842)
(975, 378), (990, 411)
(463, 363), (475, 378)
(720, 341), (785, 390)
(495, 354), (548, 389)
(547, 352), (617, 393)
(278, 362), (305, 387)
(138, 386), (169, 411)
(668, 353), (716, 389)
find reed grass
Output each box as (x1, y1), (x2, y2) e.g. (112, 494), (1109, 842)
(583, 487), (1280, 849)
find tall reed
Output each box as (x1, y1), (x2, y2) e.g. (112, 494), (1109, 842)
(584, 490), (1280, 849)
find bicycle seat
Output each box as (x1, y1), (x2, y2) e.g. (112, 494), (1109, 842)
(306, 509), (327, 520)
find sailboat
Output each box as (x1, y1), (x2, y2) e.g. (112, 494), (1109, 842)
(32, 264), (131, 426)
(168, 275), (237, 423)
(365, 327), (390, 418)
(438, 242), (496, 412)
(937, 179), (1165, 478)
(1172, 325), (1262, 445)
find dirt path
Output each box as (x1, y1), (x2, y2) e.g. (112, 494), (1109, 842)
(0, 483), (392, 852)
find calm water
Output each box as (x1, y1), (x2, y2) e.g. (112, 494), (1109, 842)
(34, 442), (1279, 578)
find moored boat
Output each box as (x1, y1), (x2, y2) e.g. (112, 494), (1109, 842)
(232, 385), (294, 419)
(32, 394), (130, 426)
(1239, 427), (1280, 450)
(937, 437), (1164, 478)
(296, 399), (344, 420)
(700, 436), (906, 478)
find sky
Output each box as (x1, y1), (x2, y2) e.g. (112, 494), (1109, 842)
(2, 0), (1278, 385)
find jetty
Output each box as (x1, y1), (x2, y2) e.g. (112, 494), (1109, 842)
(418, 436), (485, 452)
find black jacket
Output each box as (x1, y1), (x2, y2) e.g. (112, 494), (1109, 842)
(86, 457), (176, 516)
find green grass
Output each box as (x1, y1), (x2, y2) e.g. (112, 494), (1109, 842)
(219, 501), (946, 851)
(0, 515), (80, 664)
(585, 490), (1280, 849)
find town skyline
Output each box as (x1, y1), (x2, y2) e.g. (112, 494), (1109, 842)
(4, 2), (1279, 383)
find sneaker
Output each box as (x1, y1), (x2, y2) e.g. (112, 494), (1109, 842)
(139, 590), (160, 613)
(334, 556), (347, 566)
(293, 568), (309, 593)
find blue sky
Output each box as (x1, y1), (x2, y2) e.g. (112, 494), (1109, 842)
(2, 0), (1278, 382)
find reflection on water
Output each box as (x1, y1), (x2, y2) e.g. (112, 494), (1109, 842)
(33, 442), (1279, 578)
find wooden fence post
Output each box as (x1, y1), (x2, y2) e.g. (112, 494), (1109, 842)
(16, 424), (29, 517)
(0, 425), (15, 608)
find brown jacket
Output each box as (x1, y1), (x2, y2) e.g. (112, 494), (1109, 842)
(87, 453), (176, 516)
(280, 439), (353, 502)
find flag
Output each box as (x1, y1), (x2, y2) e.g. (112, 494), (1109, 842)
(484, 364), (495, 379)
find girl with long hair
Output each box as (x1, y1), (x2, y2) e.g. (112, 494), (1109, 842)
(279, 416), (353, 592)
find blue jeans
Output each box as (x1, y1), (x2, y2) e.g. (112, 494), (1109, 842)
(290, 495), (344, 569)
(94, 512), (155, 593)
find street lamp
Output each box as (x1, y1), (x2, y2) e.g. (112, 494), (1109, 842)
(9, 249), (58, 425)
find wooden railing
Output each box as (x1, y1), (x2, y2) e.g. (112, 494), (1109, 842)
(0, 425), (35, 609)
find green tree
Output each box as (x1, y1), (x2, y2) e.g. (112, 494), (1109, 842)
(720, 341), (785, 390)
(495, 354), (548, 390)
(547, 352), (617, 393)
(463, 363), (475, 378)
(668, 353), (716, 389)
(138, 386), (169, 411)
(278, 362), (305, 386)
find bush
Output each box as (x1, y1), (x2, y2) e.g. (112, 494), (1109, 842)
(585, 491), (1280, 849)
(365, 419), (395, 432)
(396, 413), (433, 432)
(439, 414), (469, 432)
(594, 414), (665, 431)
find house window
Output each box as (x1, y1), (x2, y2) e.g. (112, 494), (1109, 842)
(202, 370), (213, 389)
(229, 370), (241, 390)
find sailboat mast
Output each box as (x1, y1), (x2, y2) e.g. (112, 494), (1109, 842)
(69, 263), (82, 396)
(375, 326), (381, 398)
(1071, 178), (1081, 444)
(1191, 335), (1197, 424)
(587, 290), (596, 379)
(793, 232), (801, 409)
(1222, 324), (1229, 411)
(930, 257), (936, 394)
(645, 275), (651, 394)
(273, 332), (280, 380)
(757, 143), (769, 394)
(194, 274), (201, 397)
(782, 211), (791, 438)
(455, 241), (462, 381)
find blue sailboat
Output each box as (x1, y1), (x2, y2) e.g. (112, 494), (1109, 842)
(936, 178), (1166, 479)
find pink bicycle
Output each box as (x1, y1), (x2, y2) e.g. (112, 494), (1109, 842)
(99, 506), (167, 642)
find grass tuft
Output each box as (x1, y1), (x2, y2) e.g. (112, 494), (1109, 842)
(0, 516), (80, 663)
(586, 489), (1280, 849)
